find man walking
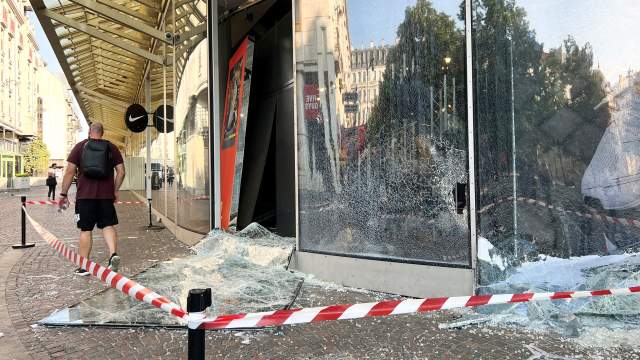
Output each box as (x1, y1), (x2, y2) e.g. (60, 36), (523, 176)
(58, 122), (126, 276)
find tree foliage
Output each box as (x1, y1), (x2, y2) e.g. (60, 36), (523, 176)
(363, 0), (609, 190)
(367, 0), (465, 147)
(23, 138), (50, 176)
(472, 0), (609, 185)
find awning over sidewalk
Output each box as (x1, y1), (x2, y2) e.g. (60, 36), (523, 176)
(30, 0), (208, 146)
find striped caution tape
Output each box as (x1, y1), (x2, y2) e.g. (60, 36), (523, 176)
(23, 208), (189, 321)
(478, 196), (640, 229)
(188, 286), (640, 330)
(23, 207), (640, 331)
(24, 199), (145, 206)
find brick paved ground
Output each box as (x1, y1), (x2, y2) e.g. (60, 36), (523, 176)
(0, 186), (639, 359)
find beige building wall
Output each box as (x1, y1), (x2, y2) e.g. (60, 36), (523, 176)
(38, 67), (80, 163)
(0, 0), (43, 181)
(346, 44), (389, 127)
(0, 0), (40, 135)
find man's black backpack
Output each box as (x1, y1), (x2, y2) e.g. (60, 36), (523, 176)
(81, 139), (112, 179)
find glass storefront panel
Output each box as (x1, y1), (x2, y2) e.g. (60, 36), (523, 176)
(473, 0), (640, 284)
(296, 0), (471, 265)
(174, 2), (210, 233)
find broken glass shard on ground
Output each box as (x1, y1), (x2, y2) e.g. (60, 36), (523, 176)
(40, 223), (302, 326)
(474, 238), (640, 345)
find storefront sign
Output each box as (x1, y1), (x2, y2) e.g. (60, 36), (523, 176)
(304, 84), (321, 121)
(344, 104), (359, 114)
(342, 91), (358, 103)
(124, 103), (148, 133)
(153, 104), (174, 133)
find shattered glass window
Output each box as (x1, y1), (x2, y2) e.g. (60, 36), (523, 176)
(295, 0), (471, 265)
(473, 0), (640, 338)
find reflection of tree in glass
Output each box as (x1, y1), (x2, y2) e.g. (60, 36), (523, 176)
(367, 0), (465, 147)
(473, 0), (620, 264)
(354, 0), (468, 223)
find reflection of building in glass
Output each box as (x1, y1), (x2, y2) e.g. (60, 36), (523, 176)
(582, 70), (640, 210)
(173, 39), (210, 232)
(345, 43), (390, 127)
(295, 0), (351, 194)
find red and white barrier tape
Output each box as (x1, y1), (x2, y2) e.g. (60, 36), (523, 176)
(189, 286), (640, 330)
(23, 207), (640, 331)
(478, 196), (640, 229)
(24, 208), (189, 321)
(24, 200), (145, 206)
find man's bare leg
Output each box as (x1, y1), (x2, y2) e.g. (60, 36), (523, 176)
(102, 226), (118, 255)
(79, 231), (93, 258)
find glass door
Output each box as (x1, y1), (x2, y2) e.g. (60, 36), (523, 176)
(6, 159), (14, 188)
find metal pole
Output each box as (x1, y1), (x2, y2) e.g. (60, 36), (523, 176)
(452, 76), (456, 121)
(162, 23), (168, 220)
(21, 196), (26, 244)
(443, 72), (448, 132)
(430, 86), (433, 138)
(187, 288), (212, 360)
(13, 196), (35, 249)
(207, 0), (221, 229)
(439, 87), (444, 141)
(510, 34), (518, 257)
(145, 74), (163, 230)
(145, 75), (152, 210)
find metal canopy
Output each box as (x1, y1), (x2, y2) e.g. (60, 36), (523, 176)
(30, 0), (208, 146)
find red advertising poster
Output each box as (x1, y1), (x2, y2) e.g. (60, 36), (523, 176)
(303, 84), (321, 122)
(220, 37), (254, 229)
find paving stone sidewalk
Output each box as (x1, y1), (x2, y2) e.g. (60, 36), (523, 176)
(0, 187), (639, 359)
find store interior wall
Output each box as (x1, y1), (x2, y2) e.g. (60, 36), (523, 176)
(216, 0), (295, 236)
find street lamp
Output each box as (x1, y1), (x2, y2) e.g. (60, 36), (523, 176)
(442, 56), (452, 140)
(508, 31), (518, 258)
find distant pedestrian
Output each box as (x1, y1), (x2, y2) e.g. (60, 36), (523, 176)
(167, 169), (174, 187)
(46, 172), (57, 200)
(58, 122), (126, 276)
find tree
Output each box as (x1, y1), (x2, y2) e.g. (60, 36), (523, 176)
(367, 0), (465, 147)
(23, 139), (50, 176)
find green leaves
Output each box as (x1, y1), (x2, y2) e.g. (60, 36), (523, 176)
(23, 138), (50, 176)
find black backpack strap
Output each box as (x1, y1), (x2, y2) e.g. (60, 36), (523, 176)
(80, 140), (88, 174)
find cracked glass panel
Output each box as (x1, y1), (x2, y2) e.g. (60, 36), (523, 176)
(473, 0), (640, 339)
(473, 0), (640, 280)
(172, 0), (211, 233)
(295, 0), (471, 265)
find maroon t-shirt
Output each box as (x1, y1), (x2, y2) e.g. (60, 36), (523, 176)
(67, 139), (123, 200)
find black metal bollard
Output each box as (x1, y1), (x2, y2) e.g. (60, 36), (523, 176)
(13, 196), (35, 249)
(187, 288), (212, 360)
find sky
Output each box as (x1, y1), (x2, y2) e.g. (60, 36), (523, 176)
(347, 0), (640, 84)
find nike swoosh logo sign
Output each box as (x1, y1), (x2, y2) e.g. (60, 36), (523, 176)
(129, 114), (146, 122)
(157, 116), (173, 122)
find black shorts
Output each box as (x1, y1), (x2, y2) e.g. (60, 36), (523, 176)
(75, 199), (119, 231)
